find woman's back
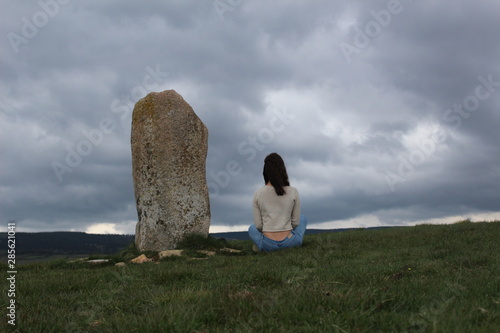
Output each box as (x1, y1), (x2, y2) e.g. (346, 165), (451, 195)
(253, 185), (301, 232)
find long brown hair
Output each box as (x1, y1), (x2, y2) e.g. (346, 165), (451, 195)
(263, 153), (290, 196)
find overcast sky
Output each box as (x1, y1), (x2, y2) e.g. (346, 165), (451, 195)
(1, 0), (499, 234)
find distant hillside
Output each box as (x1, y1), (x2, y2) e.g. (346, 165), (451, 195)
(0, 232), (135, 256)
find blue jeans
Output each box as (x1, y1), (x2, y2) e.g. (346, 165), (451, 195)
(248, 215), (308, 252)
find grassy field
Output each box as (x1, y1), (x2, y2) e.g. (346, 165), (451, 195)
(2, 221), (499, 332)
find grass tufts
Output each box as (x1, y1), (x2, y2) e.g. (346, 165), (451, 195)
(175, 233), (229, 251)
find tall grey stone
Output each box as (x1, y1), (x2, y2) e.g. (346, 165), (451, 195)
(131, 90), (210, 251)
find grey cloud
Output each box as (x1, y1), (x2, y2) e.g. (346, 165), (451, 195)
(1, 0), (499, 233)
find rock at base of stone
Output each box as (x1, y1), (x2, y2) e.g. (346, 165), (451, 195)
(130, 254), (152, 264)
(158, 250), (184, 259)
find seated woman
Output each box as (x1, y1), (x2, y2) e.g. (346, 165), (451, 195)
(248, 152), (307, 252)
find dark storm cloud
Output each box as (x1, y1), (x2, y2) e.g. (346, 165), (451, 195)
(1, 0), (499, 233)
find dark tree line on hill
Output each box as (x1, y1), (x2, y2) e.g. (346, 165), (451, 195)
(0, 232), (135, 255)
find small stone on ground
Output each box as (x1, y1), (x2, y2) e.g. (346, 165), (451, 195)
(220, 248), (242, 253)
(87, 259), (110, 264)
(130, 254), (152, 264)
(159, 250), (184, 259)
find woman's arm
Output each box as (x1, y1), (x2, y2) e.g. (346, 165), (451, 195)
(253, 192), (263, 231)
(291, 189), (301, 229)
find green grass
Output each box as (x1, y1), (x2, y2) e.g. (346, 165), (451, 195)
(2, 221), (499, 332)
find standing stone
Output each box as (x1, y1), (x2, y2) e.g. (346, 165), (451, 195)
(131, 90), (210, 251)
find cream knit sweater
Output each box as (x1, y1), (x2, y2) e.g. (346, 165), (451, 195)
(252, 185), (301, 232)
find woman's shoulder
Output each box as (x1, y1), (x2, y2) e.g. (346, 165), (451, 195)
(254, 185), (271, 195)
(284, 185), (299, 195)
(255, 185), (298, 197)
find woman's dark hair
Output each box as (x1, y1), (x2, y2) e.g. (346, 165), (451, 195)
(263, 153), (290, 196)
